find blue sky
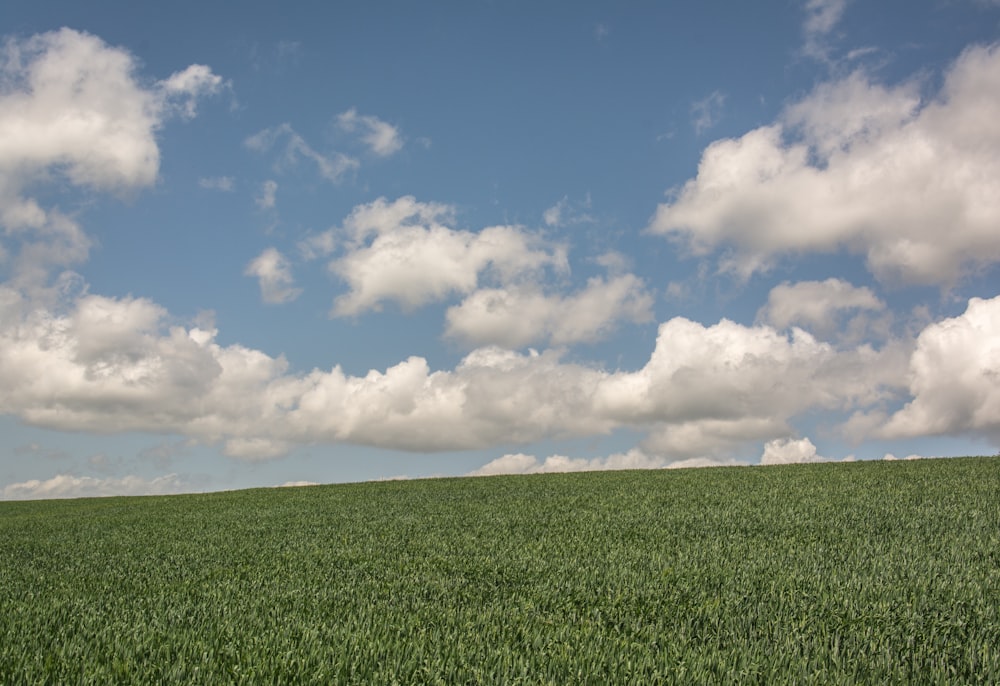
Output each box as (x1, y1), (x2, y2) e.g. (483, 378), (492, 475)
(2, 0), (999, 499)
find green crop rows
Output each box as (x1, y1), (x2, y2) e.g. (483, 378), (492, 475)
(2, 457), (999, 684)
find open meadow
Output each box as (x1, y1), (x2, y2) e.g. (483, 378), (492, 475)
(1, 456), (998, 683)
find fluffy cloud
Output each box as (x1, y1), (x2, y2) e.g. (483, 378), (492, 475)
(649, 43), (1000, 286)
(0, 277), (968, 462)
(758, 278), (886, 340)
(326, 196), (568, 316)
(760, 437), (825, 465)
(879, 295), (1000, 442)
(337, 108), (404, 157)
(245, 247), (301, 304)
(0, 28), (221, 286)
(444, 274), (653, 348)
(244, 123), (358, 183)
(1, 472), (193, 500)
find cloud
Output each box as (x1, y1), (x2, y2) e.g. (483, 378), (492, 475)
(648, 43), (1000, 286)
(337, 108), (404, 157)
(1, 473), (193, 500)
(199, 176), (235, 192)
(245, 247), (301, 304)
(158, 63), (225, 119)
(760, 436), (825, 465)
(255, 179), (278, 209)
(878, 295), (1000, 443)
(802, 0), (848, 61)
(542, 194), (594, 228)
(759, 278), (886, 341)
(468, 449), (743, 476)
(0, 273), (920, 460)
(326, 196), (568, 316)
(691, 91), (726, 135)
(223, 437), (294, 461)
(444, 274), (654, 348)
(0, 28), (221, 287)
(245, 123), (358, 183)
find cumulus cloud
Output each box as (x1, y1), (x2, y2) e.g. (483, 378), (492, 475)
(326, 196), (568, 316)
(0, 28), (221, 287)
(760, 436), (825, 465)
(244, 247), (301, 304)
(879, 295), (1000, 443)
(337, 108), (404, 157)
(759, 278), (886, 341)
(648, 43), (1000, 286)
(0, 271), (961, 463)
(1, 472), (193, 500)
(444, 274), (654, 348)
(245, 123), (358, 183)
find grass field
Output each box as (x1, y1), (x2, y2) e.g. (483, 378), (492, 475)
(1, 456), (998, 683)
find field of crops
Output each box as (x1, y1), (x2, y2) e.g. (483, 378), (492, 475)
(1, 456), (998, 683)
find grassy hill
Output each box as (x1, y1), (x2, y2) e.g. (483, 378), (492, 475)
(2, 456), (998, 683)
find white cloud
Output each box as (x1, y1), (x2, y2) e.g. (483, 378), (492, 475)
(1, 472), (192, 500)
(255, 179), (278, 209)
(640, 417), (791, 461)
(328, 196), (568, 316)
(882, 453), (924, 461)
(337, 108), (404, 157)
(245, 247), (301, 304)
(0, 277), (932, 461)
(468, 449), (743, 476)
(245, 123), (358, 183)
(0, 28), (221, 287)
(444, 274), (654, 348)
(760, 436), (825, 465)
(649, 44), (1000, 286)
(759, 278), (886, 341)
(879, 295), (1000, 443)
(691, 91), (726, 135)
(159, 63), (224, 119)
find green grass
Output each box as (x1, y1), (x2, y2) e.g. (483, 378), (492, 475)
(2, 456), (999, 684)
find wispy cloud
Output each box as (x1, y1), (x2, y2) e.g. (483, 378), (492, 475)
(337, 108), (404, 157)
(199, 176), (235, 192)
(255, 179), (277, 209)
(802, 0), (848, 61)
(691, 91), (726, 135)
(245, 123), (358, 183)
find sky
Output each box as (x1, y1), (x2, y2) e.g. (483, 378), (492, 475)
(1, 0), (999, 499)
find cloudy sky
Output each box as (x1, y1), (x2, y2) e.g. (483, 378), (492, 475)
(2, 0), (999, 499)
